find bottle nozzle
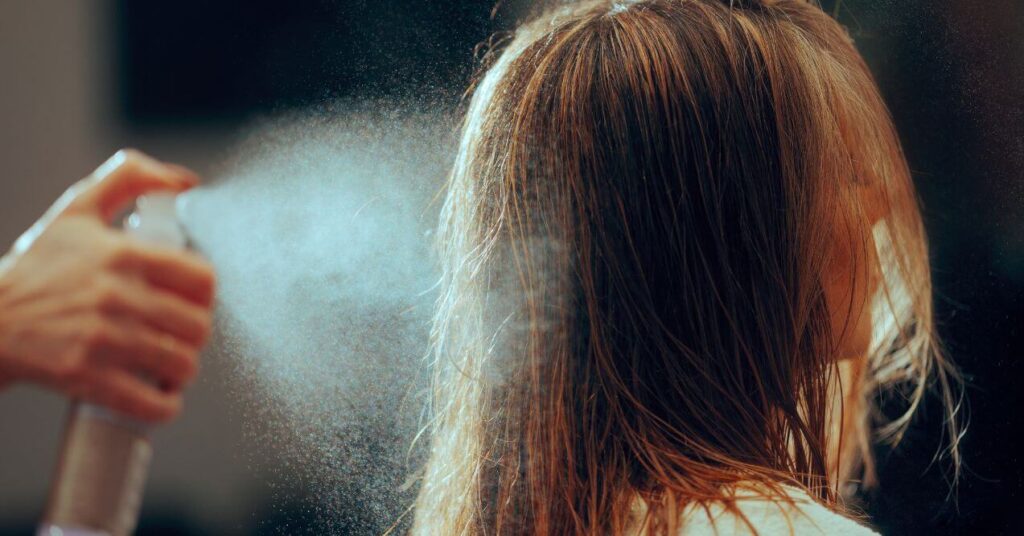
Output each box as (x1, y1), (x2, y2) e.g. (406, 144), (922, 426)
(124, 194), (187, 249)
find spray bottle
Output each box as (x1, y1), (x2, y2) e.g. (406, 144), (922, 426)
(38, 194), (188, 536)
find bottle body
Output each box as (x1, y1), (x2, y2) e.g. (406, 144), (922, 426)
(39, 404), (152, 536)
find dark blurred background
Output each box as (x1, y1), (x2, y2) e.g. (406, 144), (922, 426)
(0, 0), (1020, 534)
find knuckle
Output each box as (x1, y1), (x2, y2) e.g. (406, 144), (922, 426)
(153, 334), (196, 381)
(105, 241), (140, 270)
(93, 281), (123, 313)
(82, 321), (111, 351)
(57, 353), (89, 386)
(115, 148), (144, 169)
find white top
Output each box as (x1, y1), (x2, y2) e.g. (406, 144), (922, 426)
(628, 484), (880, 535)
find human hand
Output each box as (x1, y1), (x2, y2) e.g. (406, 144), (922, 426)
(0, 150), (215, 422)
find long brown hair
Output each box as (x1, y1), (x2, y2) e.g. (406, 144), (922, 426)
(414, 1), (962, 533)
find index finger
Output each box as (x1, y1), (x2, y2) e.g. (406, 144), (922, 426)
(68, 149), (200, 223)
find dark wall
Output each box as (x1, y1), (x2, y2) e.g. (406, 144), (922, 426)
(116, 0), (518, 124)
(841, 1), (1024, 534)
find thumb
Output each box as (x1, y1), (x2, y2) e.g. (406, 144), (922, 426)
(67, 149), (199, 222)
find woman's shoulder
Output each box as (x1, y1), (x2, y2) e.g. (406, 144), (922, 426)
(627, 483), (879, 535)
(678, 484), (879, 535)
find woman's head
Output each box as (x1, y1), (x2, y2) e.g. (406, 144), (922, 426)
(416, 1), (961, 533)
